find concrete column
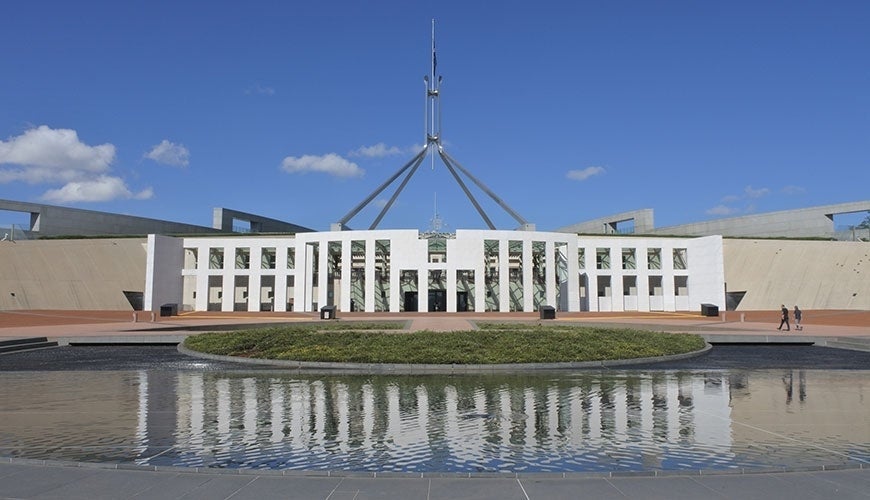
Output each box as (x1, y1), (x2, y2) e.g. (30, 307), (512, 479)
(545, 240), (557, 308)
(498, 239), (509, 313)
(523, 239), (533, 312)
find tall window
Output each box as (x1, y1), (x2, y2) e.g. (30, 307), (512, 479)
(209, 248), (224, 269)
(621, 248), (636, 270)
(596, 248), (610, 270)
(673, 248), (688, 270)
(647, 248), (662, 270)
(235, 248), (250, 269)
(261, 248), (276, 269)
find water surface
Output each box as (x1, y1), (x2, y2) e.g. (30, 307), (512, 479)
(1, 367), (867, 472)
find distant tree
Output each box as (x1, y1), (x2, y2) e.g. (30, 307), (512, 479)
(858, 212), (870, 229)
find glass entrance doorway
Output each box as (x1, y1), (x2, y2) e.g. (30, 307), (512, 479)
(428, 290), (446, 312)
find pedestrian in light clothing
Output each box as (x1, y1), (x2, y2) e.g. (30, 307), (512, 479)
(777, 304), (790, 331)
(794, 306), (803, 331)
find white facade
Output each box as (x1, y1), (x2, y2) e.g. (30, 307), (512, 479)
(146, 230), (725, 314)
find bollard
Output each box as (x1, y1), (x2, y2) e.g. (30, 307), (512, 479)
(150, 312), (156, 323)
(132, 312), (138, 323)
(740, 313), (745, 322)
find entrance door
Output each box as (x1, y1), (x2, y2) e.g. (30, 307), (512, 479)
(404, 291), (418, 312)
(456, 291), (468, 312)
(428, 290), (446, 312)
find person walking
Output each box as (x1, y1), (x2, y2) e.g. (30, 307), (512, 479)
(777, 304), (790, 331)
(794, 305), (803, 331)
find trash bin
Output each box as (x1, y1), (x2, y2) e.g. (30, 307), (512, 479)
(539, 305), (556, 320)
(320, 305), (337, 320)
(160, 303), (178, 317)
(700, 303), (719, 317)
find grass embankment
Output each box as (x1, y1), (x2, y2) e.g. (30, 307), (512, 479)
(183, 322), (706, 365)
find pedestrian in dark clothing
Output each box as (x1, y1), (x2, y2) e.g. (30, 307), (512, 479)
(794, 306), (803, 331)
(777, 304), (790, 331)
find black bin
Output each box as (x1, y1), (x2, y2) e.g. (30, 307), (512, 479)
(320, 305), (337, 320)
(160, 303), (178, 317)
(539, 305), (556, 320)
(700, 303), (719, 317)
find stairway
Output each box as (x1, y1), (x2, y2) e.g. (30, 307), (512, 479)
(0, 337), (58, 354)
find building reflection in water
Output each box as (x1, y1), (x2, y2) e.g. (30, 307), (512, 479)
(0, 370), (867, 472)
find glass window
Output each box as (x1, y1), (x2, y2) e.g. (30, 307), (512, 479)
(673, 248), (688, 270)
(596, 248), (610, 270)
(261, 248), (276, 269)
(235, 248), (250, 269)
(209, 248), (224, 269)
(647, 248), (662, 270)
(621, 248), (636, 270)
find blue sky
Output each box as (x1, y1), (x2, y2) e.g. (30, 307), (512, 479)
(1, 0), (868, 232)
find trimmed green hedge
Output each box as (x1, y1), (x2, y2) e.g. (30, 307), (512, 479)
(183, 322), (705, 364)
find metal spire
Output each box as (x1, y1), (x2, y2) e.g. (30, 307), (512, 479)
(333, 20), (533, 232)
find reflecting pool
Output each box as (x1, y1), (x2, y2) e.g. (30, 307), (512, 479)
(0, 369), (868, 472)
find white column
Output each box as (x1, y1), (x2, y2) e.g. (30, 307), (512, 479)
(567, 239), (580, 312)
(365, 239), (376, 312)
(317, 242), (329, 310)
(340, 239), (351, 312)
(523, 239), (534, 312)
(498, 239), (510, 312)
(446, 268), (456, 312)
(546, 240), (557, 307)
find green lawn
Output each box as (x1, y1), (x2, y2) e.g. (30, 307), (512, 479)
(183, 322), (706, 364)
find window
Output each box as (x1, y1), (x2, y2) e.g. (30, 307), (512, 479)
(235, 248), (250, 269)
(577, 248), (585, 270)
(261, 248), (276, 269)
(673, 248), (688, 270)
(596, 248), (610, 270)
(183, 248), (198, 270)
(209, 248), (224, 269)
(621, 248), (636, 270)
(647, 248), (662, 270)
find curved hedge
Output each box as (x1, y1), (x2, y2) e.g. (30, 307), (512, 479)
(183, 323), (705, 365)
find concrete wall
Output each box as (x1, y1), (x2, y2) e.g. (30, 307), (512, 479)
(0, 238), (147, 310)
(144, 235), (184, 312)
(557, 209), (655, 234)
(723, 239), (870, 310)
(653, 201), (870, 239)
(212, 208), (313, 233)
(0, 199), (219, 237)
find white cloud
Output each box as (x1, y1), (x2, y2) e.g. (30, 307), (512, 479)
(40, 176), (153, 203)
(0, 126), (156, 203)
(706, 204), (739, 216)
(145, 140), (190, 167)
(245, 84), (275, 96)
(566, 166), (605, 181)
(0, 125), (115, 183)
(281, 153), (364, 178)
(349, 142), (403, 158)
(744, 185), (770, 199)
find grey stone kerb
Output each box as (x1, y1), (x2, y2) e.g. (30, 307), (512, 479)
(177, 341), (712, 374)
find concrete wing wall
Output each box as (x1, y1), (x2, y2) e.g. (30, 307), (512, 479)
(0, 238), (147, 310)
(655, 201), (870, 238)
(723, 239), (869, 310)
